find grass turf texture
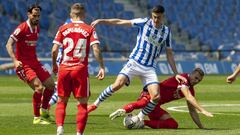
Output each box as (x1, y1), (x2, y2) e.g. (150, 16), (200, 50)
(0, 75), (240, 135)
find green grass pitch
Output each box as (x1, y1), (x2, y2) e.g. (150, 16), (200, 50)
(1, 75), (240, 135)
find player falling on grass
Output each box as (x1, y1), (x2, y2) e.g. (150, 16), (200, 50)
(109, 68), (213, 129)
(52, 3), (105, 135)
(87, 5), (186, 125)
(5, 4), (55, 125)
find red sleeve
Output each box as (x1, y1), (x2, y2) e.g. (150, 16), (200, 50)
(10, 24), (24, 42)
(90, 27), (100, 46)
(53, 28), (63, 46)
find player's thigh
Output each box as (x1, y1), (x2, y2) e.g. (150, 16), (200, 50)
(140, 67), (159, 88)
(118, 59), (139, 85)
(28, 77), (44, 92)
(57, 70), (72, 97)
(71, 69), (90, 98)
(16, 64), (37, 82)
(147, 84), (160, 100)
(34, 63), (52, 83)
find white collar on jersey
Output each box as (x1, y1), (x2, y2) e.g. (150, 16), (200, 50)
(71, 20), (84, 23)
(26, 19), (37, 33)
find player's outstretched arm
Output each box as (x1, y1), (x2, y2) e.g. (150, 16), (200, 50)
(187, 101), (204, 129)
(181, 86), (213, 117)
(226, 64), (240, 84)
(91, 19), (132, 27)
(92, 44), (105, 80)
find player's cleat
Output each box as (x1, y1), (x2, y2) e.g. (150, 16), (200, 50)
(57, 126), (64, 135)
(87, 104), (97, 113)
(109, 109), (126, 120)
(40, 109), (54, 123)
(33, 117), (51, 125)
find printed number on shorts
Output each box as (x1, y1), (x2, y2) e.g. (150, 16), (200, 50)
(63, 38), (86, 61)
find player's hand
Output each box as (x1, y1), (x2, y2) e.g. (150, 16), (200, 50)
(175, 74), (187, 83)
(91, 19), (101, 27)
(14, 60), (22, 70)
(52, 64), (58, 74)
(226, 75), (236, 84)
(96, 67), (105, 80)
(201, 110), (213, 117)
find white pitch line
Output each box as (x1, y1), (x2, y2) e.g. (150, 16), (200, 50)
(167, 104), (240, 116)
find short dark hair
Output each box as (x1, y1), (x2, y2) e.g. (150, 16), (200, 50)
(27, 4), (41, 13)
(152, 5), (165, 14)
(193, 68), (205, 77)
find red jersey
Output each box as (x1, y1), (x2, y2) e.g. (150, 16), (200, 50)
(10, 20), (40, 63)
(53, 20), (99, 70)
(159, 73), (195, 105)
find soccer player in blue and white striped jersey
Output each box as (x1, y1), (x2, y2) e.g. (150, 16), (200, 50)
(88, 5), (185, 124)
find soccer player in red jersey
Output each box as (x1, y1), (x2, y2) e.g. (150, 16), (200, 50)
(51, 3), (105, 135)
(110, 68), (213, 129)
(5, 4), (55, 124)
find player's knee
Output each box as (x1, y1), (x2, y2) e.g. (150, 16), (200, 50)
(35, 84), (44, 93)
(166, 118), (178, 129)
(150, 94), (160, 102)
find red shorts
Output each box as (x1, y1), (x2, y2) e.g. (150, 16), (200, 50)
(16, 62), (50, 83)
(57, 67), (90, 98)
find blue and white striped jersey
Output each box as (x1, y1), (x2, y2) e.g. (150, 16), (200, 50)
(129, 17), (172, 68)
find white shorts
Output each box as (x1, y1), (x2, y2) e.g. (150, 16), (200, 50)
(119, 59), (159, 88)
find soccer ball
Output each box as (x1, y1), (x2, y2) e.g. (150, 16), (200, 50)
(123, 114), (144, 129)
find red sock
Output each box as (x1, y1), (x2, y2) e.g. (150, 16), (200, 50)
(33, 91), (42, 117)
(144, 118), (178, 129)
(42, 89), (54, 109)
(55, 101), (67, 126)
(123, 97), (149, 113)
(76, 103), (88, 133)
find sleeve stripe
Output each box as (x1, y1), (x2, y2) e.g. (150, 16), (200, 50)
(53, 40), (63, 46)
(90, 40), (100, 46)
(10, 35), (18, 42)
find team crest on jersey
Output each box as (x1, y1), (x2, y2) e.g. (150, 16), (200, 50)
(14, 28), (21, 36)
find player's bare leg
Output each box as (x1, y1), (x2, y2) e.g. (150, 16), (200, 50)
(28, 77), (50, 124)
(134, 84), (160, 122)
(88, 75), (128, 113)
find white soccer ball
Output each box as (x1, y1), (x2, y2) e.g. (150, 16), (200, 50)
(123, 114), (144, 129)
